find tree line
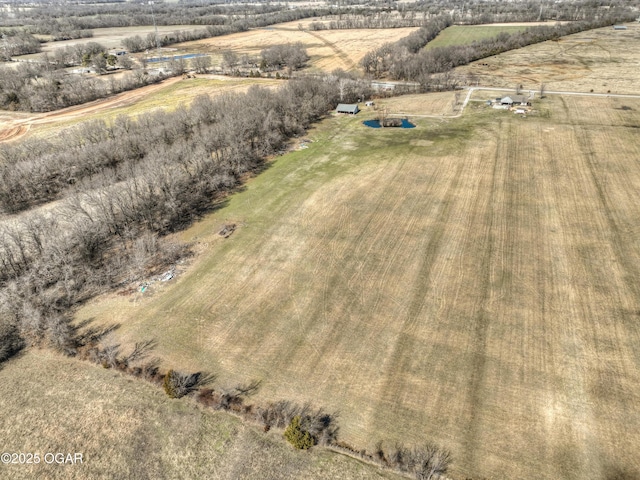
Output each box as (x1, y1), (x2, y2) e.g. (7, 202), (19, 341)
(4, 3), (284, 32)
(309, 12), (430, 31)
(8, 315), (450, 480)
(3, 0), (638, 37)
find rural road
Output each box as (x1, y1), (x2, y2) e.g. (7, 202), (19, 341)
(469, 85), (640, 99)
(0, 76), (185, 143)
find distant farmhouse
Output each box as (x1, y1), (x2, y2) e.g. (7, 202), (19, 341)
(613, 25), (628, 30)
(490, 94), (533, 114)
(336, 104), (359, 114)
(499, 95), (530, 106)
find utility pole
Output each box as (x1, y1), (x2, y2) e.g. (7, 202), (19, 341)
(1, 34), (8, 61)
(149, 1), (160, 56)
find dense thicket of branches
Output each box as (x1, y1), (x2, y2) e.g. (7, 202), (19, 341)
(362, 11), (638, 87)
(0, 30), (41, 59)
(0, 75), (370, 365)
(360, 14), (452, 78)
(260, 43), (309, 73)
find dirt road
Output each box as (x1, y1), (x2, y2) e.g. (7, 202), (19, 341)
(0, 76), (184, 143)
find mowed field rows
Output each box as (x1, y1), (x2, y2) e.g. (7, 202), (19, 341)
(180, 22), (418, 72)
(75, 94), (640, 479)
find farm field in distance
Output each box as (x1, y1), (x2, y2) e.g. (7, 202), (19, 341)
(424, 23), (531, 49)
(459, 22), (640, 94)
(75, 88), (640, 479)
(13, 25), (208, 60)
(179, 21), (419, 72)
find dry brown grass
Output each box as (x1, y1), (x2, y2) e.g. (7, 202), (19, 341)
(74, 92), (640, 480)
(373, 92), (457, 116)
(179, 23), (418, 72)
(0, 350), (401, 480)
(458, 22), (640, 94)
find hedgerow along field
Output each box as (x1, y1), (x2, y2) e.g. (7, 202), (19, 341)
(0, 350), (403, 480)
(74, 90), (640, 479)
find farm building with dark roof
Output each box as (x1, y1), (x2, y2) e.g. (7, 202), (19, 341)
(336, 104), (359, 114)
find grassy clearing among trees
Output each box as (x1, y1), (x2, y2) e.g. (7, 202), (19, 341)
(75, 93), (640, 480)
(424, 24), (530, 49)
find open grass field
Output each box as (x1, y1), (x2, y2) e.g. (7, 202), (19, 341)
(372, 91), (458, 116)
(458, 22), (640, 94)
(425, 24), (530, 50)
(179, 21), (418, 72)
(74, 90), (640, 480)
(0, 350), (402, 480)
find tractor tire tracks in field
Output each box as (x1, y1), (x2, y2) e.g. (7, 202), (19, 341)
(305, 30), (358, 71)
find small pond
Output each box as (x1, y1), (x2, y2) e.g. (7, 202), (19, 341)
(148, 53), (207, 63)
(363, 119), (416, 129)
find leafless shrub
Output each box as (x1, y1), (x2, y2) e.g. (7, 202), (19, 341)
(377, 441), (451, 480)
(45, 315), (76, 355)
(122, 340), (156, 366)
(163, 369), (215, 399)
(254, 400), (338, 446)
(101, 342), (121, 368)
